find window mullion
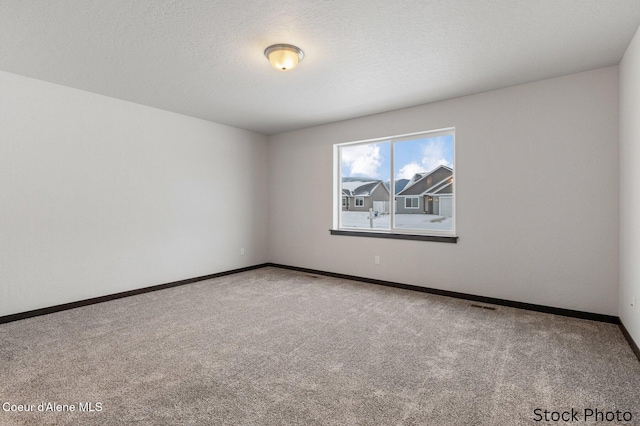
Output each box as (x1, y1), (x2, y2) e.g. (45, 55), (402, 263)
(390, 140), (395, 231)
(337, 146), (342, 229)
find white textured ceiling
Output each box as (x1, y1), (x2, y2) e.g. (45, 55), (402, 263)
(1, 1), (640, 135)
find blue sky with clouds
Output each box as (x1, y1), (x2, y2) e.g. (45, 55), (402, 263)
(341, 134), (453, 180)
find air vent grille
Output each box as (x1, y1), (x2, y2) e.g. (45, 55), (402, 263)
(470, 304), (496, 311)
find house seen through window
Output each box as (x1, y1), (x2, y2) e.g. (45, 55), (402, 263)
(335, 128), (455, 237)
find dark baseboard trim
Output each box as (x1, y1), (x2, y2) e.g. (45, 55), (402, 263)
(0, 263), (269, 325)
(265, 263), (620, 324)
(619, 321), (640, 363)
(0, 261), (627, 339)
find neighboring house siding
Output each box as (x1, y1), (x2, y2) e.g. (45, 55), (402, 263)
(436, 185), (452, 194)
(349, 196), (369, 212)
(369, 184), (390, 213)
(396, 196), (422, 214)
(395, 166), (453, 214)
(342, 181), (390, 212)
(342, 196), (353, 211)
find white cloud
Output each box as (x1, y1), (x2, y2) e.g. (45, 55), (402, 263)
(341, 144), (383, 178)
(396, 162), (424, 180)
(395, 137), (452, 180)
(421, 157), (452, 172)
(421, 138), (452, 172)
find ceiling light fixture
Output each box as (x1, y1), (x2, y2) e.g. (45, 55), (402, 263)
(264, 44), (304, 71)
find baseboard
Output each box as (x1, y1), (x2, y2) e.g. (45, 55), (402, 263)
(2, 261), (637, 363)
(0, 263), (269, 325)
(0, 261), (626, 334)
(619, 321), (640, 363)
(265, 263), (620, 324)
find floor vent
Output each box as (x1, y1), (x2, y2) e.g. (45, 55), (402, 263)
(470, 304), (497, 311)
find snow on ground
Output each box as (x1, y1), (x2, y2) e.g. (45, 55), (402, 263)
(340, 211), (452, 231)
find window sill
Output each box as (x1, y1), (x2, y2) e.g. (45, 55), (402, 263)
(329, 229), (458, 243)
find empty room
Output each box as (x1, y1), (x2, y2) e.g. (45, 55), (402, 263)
(2, 1), (640, 424)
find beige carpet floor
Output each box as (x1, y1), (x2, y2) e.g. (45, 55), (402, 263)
(1, 266), (639, 425)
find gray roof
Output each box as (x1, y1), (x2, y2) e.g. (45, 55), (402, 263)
(397, 165), (453, 196)
(342, 180), (383, 197)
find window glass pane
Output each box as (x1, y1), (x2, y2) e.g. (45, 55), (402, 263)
(340, 141), (390, 229)
(393, 134), (454, 232)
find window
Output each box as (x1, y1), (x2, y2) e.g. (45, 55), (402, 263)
(405, 197), (419, 209)
(333, 128), (455, 241)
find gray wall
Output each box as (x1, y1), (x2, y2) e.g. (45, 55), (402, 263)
(0, 70), (269, 317)
(0, 62), (627, 323)
(620, 26), (640, 346)
(268, 67), (619, 315)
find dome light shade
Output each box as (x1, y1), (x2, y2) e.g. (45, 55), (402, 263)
(264, 44), (304, 71)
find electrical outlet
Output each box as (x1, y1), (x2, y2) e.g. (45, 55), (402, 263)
(240, 248), (245, 256)
(374, 255), (380, 265)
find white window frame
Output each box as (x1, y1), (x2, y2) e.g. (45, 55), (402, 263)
(333, 127), (455, 238)
(405, 197), (419, 209)
(354, 197), (364, 207)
